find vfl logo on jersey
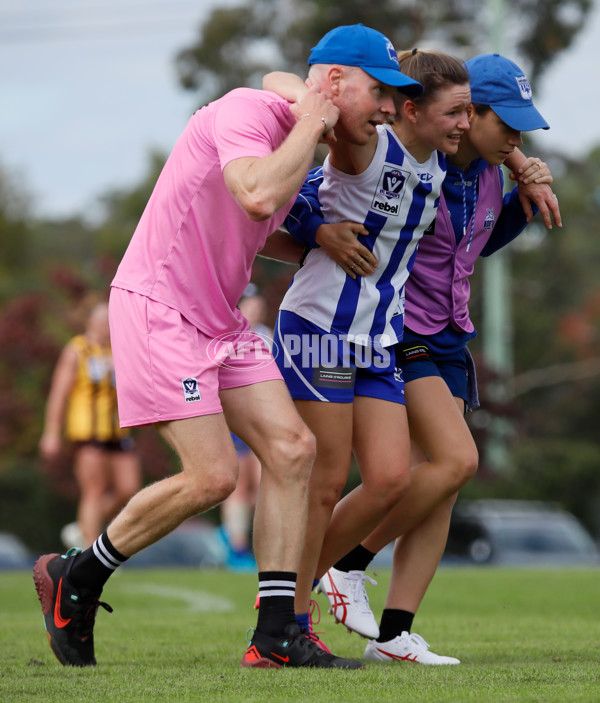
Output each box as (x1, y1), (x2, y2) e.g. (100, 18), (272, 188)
(484, 207), (495, 231)
(515, 75), (532, 101)
(371, 163), (408, 217)
(182, 377), (201, 403)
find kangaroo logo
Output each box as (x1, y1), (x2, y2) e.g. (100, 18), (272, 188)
(484, 207), (495, 231)
(515, 75), (532, 101)
(386, 40), (399, 65)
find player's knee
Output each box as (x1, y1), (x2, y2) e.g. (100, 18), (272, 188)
(207, 471), (238, 506)
(446, 446), (479, 491)
(365, 470), (411, 509)
(317, 479), (347, 512)
(270, 424), (316, 480)
(182, 465), (237, 513)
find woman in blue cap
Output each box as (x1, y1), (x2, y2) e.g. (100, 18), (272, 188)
(314, 52), (561, 665)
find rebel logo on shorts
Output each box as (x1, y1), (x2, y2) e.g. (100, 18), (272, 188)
(182, 377), (201, 403)
(371, 164), (408, 217)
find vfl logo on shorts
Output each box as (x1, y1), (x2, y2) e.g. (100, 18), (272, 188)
(371, 163), (408, 217)
(182, 377), (202, 403)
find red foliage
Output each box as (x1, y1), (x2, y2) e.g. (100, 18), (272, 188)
(0, 294), (59, 368)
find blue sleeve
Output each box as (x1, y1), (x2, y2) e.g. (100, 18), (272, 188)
(480, 182), (539, 257)
(284, 167), (325, 249)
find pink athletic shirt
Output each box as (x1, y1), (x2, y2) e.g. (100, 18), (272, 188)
(111, 88), (297, 337)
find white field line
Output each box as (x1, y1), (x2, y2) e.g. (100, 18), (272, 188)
(119, 583), (235, 613)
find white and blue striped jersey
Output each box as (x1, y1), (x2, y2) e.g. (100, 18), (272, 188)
(281, 124), (446, 347)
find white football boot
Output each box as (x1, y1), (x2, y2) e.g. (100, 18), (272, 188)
(317, 567), (379, 639)
(364, 631), (460, 665)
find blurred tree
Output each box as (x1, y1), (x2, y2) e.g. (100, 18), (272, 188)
(175, 0), (591, 104)
(0, 164), (32, 274)
(465, 144), (600, 533)
(94, 150), (167, 266)
(0, 157), (174, 550)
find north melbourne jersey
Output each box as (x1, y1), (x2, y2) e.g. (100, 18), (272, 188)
(281, 124), (446, 347)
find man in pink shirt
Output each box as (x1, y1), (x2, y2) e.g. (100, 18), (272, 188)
(33, 24), (420, 670)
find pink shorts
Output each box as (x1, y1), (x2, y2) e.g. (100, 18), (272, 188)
(109, 288), (282, 427)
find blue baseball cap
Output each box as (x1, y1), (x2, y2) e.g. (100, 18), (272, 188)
(308, 24), (423, 97)
(465, 53), (549, 131)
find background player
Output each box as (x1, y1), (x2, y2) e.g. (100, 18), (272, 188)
(39, 300), (141, 548)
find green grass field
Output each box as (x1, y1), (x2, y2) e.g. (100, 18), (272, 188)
(1, 565), (599, 702)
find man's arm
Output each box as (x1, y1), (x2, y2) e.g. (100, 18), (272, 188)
(257, 229), (305, 265)
(223, 87), (339, 221)
(263, 71), (308, 103)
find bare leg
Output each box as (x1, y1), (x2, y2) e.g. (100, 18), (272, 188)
(385, 494), (456, 613)
(102, 450), (142, 527)
(290, 400), (354, 615)
(362, 378), (477, 554)
(106, 413), (239, 555)
(221, 379), (315, 573)
(220, 450), (261, 552)
(316, 396), (411, 578)
(106, 380), (314, 568)
(73, 445), (111, 547)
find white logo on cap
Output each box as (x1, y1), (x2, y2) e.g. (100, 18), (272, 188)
(386, 40), (399, 65)
(515, 76), (532, 101)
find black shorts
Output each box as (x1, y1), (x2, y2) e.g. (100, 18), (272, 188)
(72, 437), (136, 453)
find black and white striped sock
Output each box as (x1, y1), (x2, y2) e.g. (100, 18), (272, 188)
(68, 531), (129, 593)
(255, 571), (297, 637)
